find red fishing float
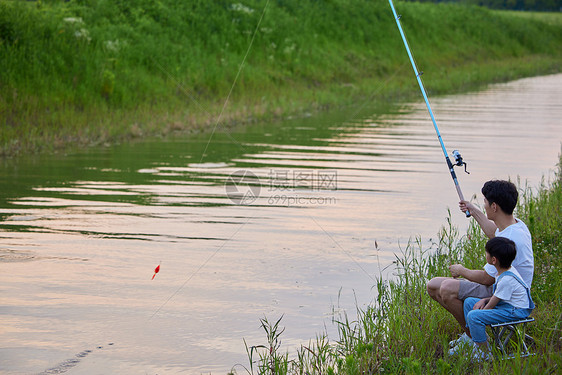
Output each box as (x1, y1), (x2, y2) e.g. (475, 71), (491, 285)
(152, 264), (160, 280)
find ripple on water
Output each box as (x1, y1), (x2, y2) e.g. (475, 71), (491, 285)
(0, 248), (89, 263)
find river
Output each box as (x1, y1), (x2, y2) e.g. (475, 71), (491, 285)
(1, 74), (561, 374)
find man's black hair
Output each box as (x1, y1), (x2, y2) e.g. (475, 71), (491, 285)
(481, 180), (518, 215)
(485, 236), (516, 269)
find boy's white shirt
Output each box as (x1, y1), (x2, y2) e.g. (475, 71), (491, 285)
(484, 218), (534, 287)
(493, 267), (530, 309)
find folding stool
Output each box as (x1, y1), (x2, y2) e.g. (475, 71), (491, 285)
(489, 318), (535, 360)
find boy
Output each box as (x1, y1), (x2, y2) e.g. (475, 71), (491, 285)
(427, 180), (534, 349)
(462, 236), (534, 361)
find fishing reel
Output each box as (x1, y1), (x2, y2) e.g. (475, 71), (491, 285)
(452, 150), (470, 174)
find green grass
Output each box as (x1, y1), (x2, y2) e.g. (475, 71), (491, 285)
(1, 1), (562, 157)
(234, 153), (562, 374)
(493, 10), (562, 26)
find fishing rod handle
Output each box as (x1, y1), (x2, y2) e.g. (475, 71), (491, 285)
(455, 182), (471, 218)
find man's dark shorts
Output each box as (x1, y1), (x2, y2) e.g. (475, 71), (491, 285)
(458, 279), (493, 300)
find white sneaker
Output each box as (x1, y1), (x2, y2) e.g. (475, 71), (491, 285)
(470, 342), (492, 362)
(448, 338), (472, 356)
(449, 332), (471, 347)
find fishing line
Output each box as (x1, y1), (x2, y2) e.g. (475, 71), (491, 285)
(198, 0), (270, 163)
(387, 0), (471, 217)
(309, 215), (376, 283)
(150, 58), (249, 152)
(148, 1), (269, 319)
(149, 0), (271, 155)
(149, 215), (254, 320)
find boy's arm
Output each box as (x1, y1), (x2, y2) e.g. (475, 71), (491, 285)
(449, 265), (495, 286)
(459, 200), (497, 238)
(483, 295), (501, 309)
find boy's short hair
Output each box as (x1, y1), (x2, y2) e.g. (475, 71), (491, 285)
(481, 180), (518, 215)
(485, 236), (516, 268)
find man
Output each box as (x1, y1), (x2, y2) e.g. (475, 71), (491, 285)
(426, 180), (534, 349)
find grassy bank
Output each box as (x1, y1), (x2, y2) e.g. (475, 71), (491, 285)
(1, 1), (561, 157)
(235, 154), (562, 374)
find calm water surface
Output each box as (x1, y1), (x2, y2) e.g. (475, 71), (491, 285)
(1, 74), (561, 374)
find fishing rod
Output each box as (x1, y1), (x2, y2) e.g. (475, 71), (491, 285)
(387, 0), (471, 217)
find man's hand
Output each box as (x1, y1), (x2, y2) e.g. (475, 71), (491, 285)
(459, 199), (497, 239)
(459, 200), (475, 215)
(449, 264), (495, 285)
(449, 264), (466, 278)
(473, 298), (489, 310)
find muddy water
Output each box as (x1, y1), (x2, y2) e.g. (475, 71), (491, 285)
(1, 74), (561, 374)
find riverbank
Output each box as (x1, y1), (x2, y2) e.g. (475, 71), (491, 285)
(1, 1), (561, 158)
(237, 154), (562, 374)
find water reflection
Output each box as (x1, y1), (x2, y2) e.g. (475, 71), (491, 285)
(0, 74), (561, 374)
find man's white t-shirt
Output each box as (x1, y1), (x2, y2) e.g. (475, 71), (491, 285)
(494, 267), (530, 309)
(484, 219), (534, 287)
